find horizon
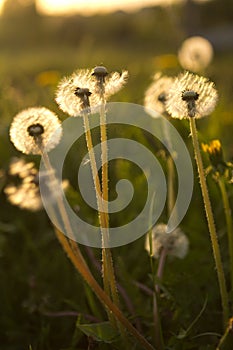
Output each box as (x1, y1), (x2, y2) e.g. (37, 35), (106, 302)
(0, 0), (211, 16)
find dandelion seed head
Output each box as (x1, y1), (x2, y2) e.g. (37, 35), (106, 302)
(5, 158), (69, 211)
(55, 69), (101, 116)
(144, 73), (174, 115)
(145, 223), (189, 259)
(165, 71), (218, 119)
(178, 36), (214, 72)
(4, 159), (42, 211)
(10, 107), (62, 155)
(8, 157), (36, 178)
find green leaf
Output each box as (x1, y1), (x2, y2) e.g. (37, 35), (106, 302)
(76, 321), (119, 343)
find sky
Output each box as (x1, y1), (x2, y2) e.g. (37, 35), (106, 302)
(0, 0), (210, 15)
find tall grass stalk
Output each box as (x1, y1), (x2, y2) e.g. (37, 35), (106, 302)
(189, 117), (229, 326)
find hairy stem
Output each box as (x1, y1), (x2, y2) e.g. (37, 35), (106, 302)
(189, 117), (229, 326)
(218, 177), (233, 291)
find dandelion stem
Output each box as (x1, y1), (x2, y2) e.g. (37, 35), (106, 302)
(189, 117), (229, 326)
(99, 95), (120, 306)
(82, 111), (116, 326)
(218, 177), (233, 291)
(54, 227), (155, 350)
(153, 293), (165, 350)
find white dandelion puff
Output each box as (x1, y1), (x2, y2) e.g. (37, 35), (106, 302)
(165, 71), (218, 119)
(4, 159), (69, 212)
(9, 107), (62, 155)
(55, 69), (101, 116)
(144, 72), (174, 115)
(145, 223), (189, 259)
(178, 36), (214, 73)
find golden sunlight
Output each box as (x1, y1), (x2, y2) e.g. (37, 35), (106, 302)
(36, 0), (182, 15)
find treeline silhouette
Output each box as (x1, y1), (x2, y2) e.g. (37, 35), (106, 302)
(0, 0), (232, 53)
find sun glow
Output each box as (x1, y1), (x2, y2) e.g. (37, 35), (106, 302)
(36, 0), (181, 15)
(0, 0), (212, 15)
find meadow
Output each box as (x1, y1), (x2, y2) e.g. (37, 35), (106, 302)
(0, 1), (233, 349)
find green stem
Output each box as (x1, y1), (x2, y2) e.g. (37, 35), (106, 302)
(218, 177), (233, 291)
(99, 97), (120, 305)
(189, 117), (229, 326)
(167, 155), (175, 219)
(82, 112), (116, 326)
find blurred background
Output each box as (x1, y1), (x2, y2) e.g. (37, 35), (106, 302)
(0, 0), (233, 349)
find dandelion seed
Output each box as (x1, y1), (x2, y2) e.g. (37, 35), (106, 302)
(144, 72), (174, 115)
(10, 107), (62, 155)
(55, 69), (101, 116)
(145, 223), (189, 259)
(178, 36), (214, 73)
(165, 71), (218, 119)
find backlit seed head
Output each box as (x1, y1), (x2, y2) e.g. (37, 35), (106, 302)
(55, 69), (101, 116)
(165, 71), (218, 119)
(145, 223), (189, 259)
(10, 107), (62, 155)
(4, 159), (42, 211)
(144, 73), (174, 115)
(5, 158), (69, 212)
(178, 36), (213, 72)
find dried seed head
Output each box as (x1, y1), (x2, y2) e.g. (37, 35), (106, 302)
(165, 71), (218, 119)
(144, 73), (174, 115)
(145, 223), (189, 259)
(178, 36), (213, 72)
(4, 159), (42, 211)
(55, 69), (101, 116)
(10, 107), (62, 155)
(5, 158), (69, 212)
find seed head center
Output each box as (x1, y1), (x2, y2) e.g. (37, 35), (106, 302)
(27, 123), (44, 137)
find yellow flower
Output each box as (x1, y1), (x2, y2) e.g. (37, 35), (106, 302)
(202, 139), (224, 169)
